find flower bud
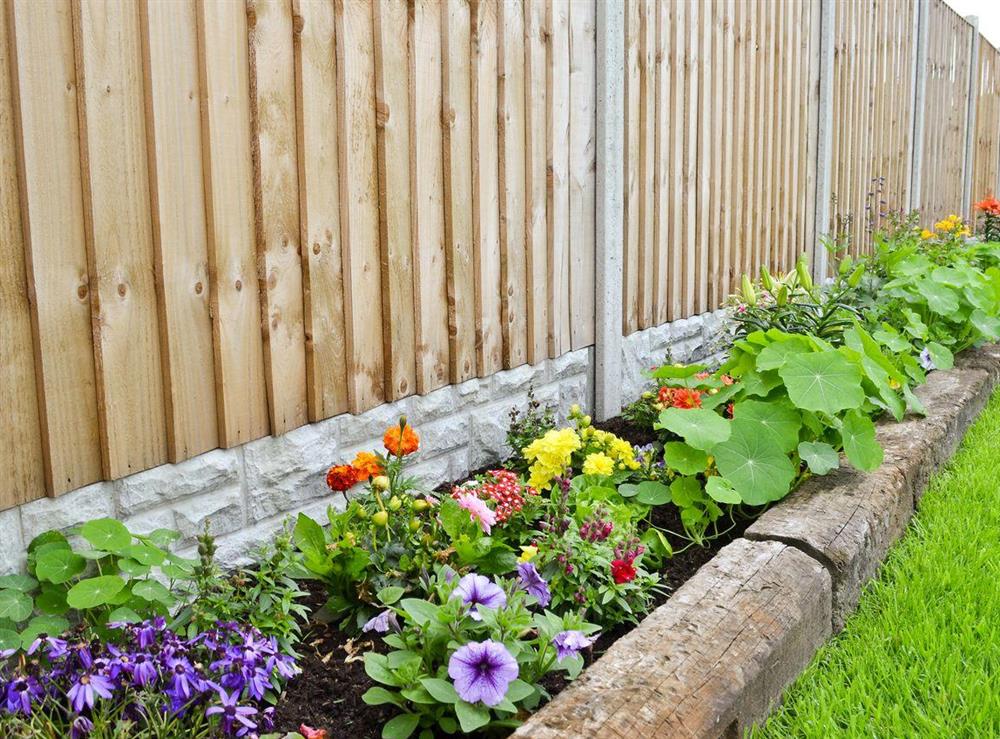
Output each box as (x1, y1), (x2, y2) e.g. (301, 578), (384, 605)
(388, 496), (402, 511)
(412, 499), (430, 512)
(372, 475), (390, 491)
(409, 518), (421, 533)
(355, 507), (369, 520)
(372, 510), (389, 527)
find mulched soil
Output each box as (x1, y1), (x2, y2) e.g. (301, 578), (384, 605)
(272, 416), (749, 738)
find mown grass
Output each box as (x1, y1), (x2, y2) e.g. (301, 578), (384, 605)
(749, 389), (1000, 739)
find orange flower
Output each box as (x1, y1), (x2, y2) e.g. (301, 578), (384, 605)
(720, 374), (735, 386)
(384, 422), (420, 456)
(326, 464), (359, 492)
(671, 388), (702, 409)
(351, 450), (383, 480)
(657, 386), (674, 405)
(974, 196), (1000, 216)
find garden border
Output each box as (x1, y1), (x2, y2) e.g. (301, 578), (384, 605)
(513, 344), (1000, 739)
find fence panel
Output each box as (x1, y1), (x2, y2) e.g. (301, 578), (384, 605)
(972, 40), (1000, 202)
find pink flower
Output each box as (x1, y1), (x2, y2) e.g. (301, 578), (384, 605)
(455, 492), (497, 535)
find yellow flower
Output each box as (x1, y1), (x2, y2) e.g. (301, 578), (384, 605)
(958, 226), (971, 237)
(518, 545), (538, 563)
(934, 219), (954, 232)
(523, 428), (582, 490)
(582, 452), (615, 477)
(920, 229), (934, 240)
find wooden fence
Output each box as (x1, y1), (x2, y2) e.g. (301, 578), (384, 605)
(2, 0), (1000, 512)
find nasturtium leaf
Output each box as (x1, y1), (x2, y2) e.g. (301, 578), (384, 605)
(756, 337), (811, 370)
(131, 580), (174, 606)
(925, 342), (953, 370)
(739, 369), (783, 398)
(845, 323), (906, 384)
(712, 424), (796, 505)
(35, 549), (86, 585)
(116, 559), (151, 578)
(28, 531), (68, 554)
(648, 363), (707, 380)
(705, 476), (742, 504)
(381, 712), (420, 739)
(0, 575), (37, 592)
(971, 309), (1000, 339)
(145, 529), (181, 548)
(662, 442), (709, 475)
(420, 677), (460, 704)
(455, 700), (491, 733)
(34, 587), (69, 616)
(106, 607), (143, 624)
(699, 382), (741, 410)
(616, 483), (639, 498)
(669, 477), (702, 508)
(873, 325), (913, 353)
(920, 278), (959, 315)
(0, 590), (32, 622)
(731, 400), (801, 453)
(841, 410), (883, 472)
(66, 575), (126, 610)
(655, 408), (731, 451)
(778, 350), (864, 414)
(79, 518), (132, 553)
(903, 384), (927, 416)
(76, 550), (111, 561)
(362, 686), (403, 707)
(20, 615), (70, 647)
(634, 481), (672, 506)
(797, 441), (840, 475)
(0, 629), (19, 651)
(123, 544), (166, 567)
(378, 586), (405, 605)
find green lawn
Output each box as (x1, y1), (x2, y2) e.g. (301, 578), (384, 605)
(750, 390), (1000, 739)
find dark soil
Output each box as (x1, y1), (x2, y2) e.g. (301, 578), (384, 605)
(272, 416), (750, 738)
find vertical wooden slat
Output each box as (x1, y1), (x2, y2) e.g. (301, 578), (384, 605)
(196, 0), (269, 447)
(411, 0), (449, 392)
(335, 0), (384, 410)
(294, 0), (350, 418)
(524, 0), (547, 358)
(707, 0), (724, 307)
(7, 0), (102, 494)
(623, 0), (639, 332)
(637, 0), (654, 328)
(498, 0), (527, 368)
(546, 0), (570, 354)
(73, 0), (167, 478)
(652, 0), (668, 325)
(667, 0), (685, 320)
(471, 0), (503, 373)
(442, 0), (477, 381)
(247, 0), (308, 434)
(568, 0), (595, 348)
(0, 2), (45, 508)
(695, 0), (711, 312)
(139, 0), (218, 462)
(719, 0), (735, 301)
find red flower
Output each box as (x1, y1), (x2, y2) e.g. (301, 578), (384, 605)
(300, 726), (329, 739)
(657, 386), (673, 405)
(611, 558), (637, 584)
(326, 464), (359, 492)
(671, 388), (702, 409)
(975, 196), (1000, 216)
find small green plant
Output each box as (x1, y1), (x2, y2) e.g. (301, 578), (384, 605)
(504, 387), (556, 473)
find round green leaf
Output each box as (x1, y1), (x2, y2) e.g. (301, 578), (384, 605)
(0, 628), (20, 651)
(732, 400), (802, 453)
(28, 531), (68, 554)
(662, 442), (709, 475)
(778, 350), (865, 414)
(117, 558), (151, 578)
(798, 441), (840, 475)
(0, 590), (32, 622)
(79, 518), (132, 553)
(20, 615), (70, 646)
(925, 342), (954, 370)
(713, 423), (796, 505)
(669, 477), (702, 508)
(131, 579), (174, 606)
(106, 607), (143, 624)
(66, 575), (126, 610)
(145, 528), (181, 549)
(0, 575), (37, 592)
(841, 410), (883, 472)
(124, 544), (166, 567)
(654, 408), (731, 451)
(705, 476), (742, 504)
(34, 549), (86, 585)
(34, 587), (69, 616)
(635, 481), (672, 506)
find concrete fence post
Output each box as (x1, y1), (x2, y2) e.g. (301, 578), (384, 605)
(812, 0), (835, 280)
(593, 1), (625, 421)
(962, 16), (980, 216)
(910, 0), (929, 213)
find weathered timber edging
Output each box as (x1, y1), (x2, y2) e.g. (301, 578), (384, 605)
(514, 345), (1000, 739)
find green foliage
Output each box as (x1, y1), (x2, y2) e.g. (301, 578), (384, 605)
(503, 386), (557, 473)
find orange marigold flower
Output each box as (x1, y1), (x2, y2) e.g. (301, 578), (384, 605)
(720, 374), (735, 386)
(974, 196), (1000, 216)
(657, 386), (674, 405)
(351, 451), (383, 480)
(671, 388), (702, 409)
(326, 464), (359, 492)
(384, 422), (420, 456)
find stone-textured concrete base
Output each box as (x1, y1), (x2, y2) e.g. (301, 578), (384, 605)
(513, 540), (831, 739)
(518, 345), (1000, 737)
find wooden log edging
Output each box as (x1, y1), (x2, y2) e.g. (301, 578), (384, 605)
(515, 344), (1000, 739)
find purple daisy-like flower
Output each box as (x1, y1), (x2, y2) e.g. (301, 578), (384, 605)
(205, 689), (258, 734)
(919, 346), (935, 371)
(5, 675), (43, 715)
(70, 715), (94, 739)
(515, 562), (551, 607)
(67, 672), (115, 713)
(451, 573), (507, 620)
(27, 633), (69, 660)
(362, 609), (400, 634)
(552, 630), (599, 662)
(447, 640), (519, 707)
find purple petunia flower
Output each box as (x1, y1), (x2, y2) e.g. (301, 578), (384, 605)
(515, 562), (551, 607)
(447, 640), (519, 707)
(67, 672), (115, 713)
(205, 689), (258, 735)
(451, 573), (506, 620)
(362, 609), (399, 634)
(552, 630), (599, 662)
(919, 346), (935, 371)
(5, 675), (43, 715)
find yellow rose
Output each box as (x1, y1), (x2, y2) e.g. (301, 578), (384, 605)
(582, 452), (615, 477)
